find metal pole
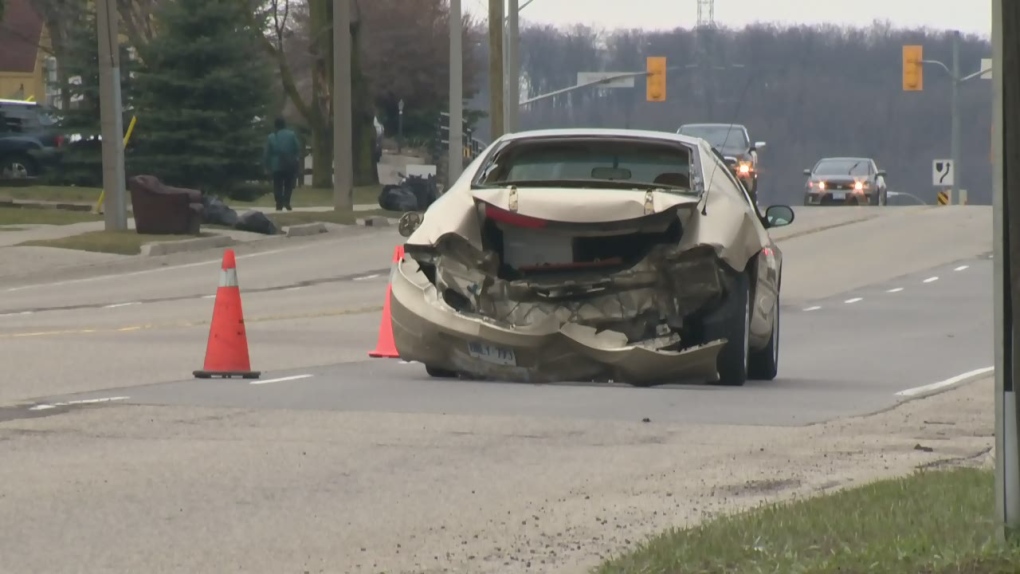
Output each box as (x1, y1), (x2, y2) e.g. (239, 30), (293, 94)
(951, 30), (961, 202)
(96, 0), (126, 231)
(994, 0), (1020, 542)
(488, 0), (505, 139)
(333, 0), (353, 210)
(506, 0), (520, 132)
(448, 0), (463, 185)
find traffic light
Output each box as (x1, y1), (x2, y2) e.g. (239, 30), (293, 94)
(646, 56), (667, 102)
(902, 45), (923, 91)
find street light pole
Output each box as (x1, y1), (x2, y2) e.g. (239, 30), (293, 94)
(448, 0), (464, 185)
(951, 31), (961, 203)
(505, 0), (520, 132)
(96, 0), (127, 231)
(488, 0), (505, 139)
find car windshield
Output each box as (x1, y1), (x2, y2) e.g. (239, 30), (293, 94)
(678, 125), (748, 149)
(476, 138), (696, 193)
(814, 159), (871, 176)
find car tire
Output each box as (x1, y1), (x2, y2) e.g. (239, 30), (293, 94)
(703, 270), (751, 387)
(748, 284), (779, 381)
(425, 365), (458, 378)
(0, 153), (37, 179)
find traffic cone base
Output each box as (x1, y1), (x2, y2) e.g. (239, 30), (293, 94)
(195, 249), (261, 379)
(368, 244), (403, 358)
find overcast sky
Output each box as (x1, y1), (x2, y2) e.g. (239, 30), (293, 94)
(463, 0), (991, 38)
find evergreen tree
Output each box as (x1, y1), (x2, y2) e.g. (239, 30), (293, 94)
(131, 0), (273, 193)
(50, 5), (134, 187)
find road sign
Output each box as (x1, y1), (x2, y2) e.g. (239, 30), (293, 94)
(982, 58), (993, 80)
(937, 190), (950, 205)
(576, 72), (635, 88)
(932, 159), (954, 186)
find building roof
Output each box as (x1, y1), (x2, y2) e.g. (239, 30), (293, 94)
(0, 0), (44, 74)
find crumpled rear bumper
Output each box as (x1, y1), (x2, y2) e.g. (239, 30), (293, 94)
(389, 257), (724, 384)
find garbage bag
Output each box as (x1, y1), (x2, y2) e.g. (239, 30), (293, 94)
(200, 195), (239, 227)
(378, 184), (419, 212)
(234, 209), (279, 235)
(403, 175), (440, 211)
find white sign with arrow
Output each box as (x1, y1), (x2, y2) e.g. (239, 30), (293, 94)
(932, 159), (954, 187)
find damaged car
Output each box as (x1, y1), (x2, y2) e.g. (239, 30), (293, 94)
(389, 128), (795, 387)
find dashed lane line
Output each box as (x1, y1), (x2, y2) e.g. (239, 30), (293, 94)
(803, 306), (822, 311)
(844, 297), (862, 304)
(923, 276), (939, 283)
(103, 302), (141, 309)
(0, 304), (383, 339)
(28, 396), (130, 411)
(887, 287), (904, 293)
(251, 374), (314, 385)
(955, 265), (969, 271)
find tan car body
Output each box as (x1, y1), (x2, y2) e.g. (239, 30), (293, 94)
(389, 128), (792, 385)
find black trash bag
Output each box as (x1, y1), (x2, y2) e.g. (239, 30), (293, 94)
(200, 195), (239, 227)
(378, 184), (420, 212)
(403, 174), (440, 211)
(234, 209), (279, 235)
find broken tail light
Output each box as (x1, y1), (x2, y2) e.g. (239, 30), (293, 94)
(483, 203), (548, 229)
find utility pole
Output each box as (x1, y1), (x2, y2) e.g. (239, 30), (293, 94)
(505, 0), (520, 132)
(488, 0), (505, 139)
(448, 0), (463, 185)
(332, 0), (354, 210)
(950, 31), (961, 203)
(994, 0), (1020, 543)
(96, 0), (127, 231)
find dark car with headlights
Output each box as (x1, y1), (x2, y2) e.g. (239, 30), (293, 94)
(803, 157), (887, 206)
(676, 123), (765, 197)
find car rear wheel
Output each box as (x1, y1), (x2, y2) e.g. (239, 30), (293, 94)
(704, 271), (750, 386)
(0, 153), (36, 179)
(748, 291), (779, 380)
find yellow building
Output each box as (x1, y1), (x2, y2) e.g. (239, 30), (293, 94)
(0, 0), (54, 104)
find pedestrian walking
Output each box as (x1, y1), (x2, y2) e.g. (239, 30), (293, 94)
(263, 117), (302, 211)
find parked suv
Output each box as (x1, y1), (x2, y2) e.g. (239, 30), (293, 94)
(0, 99), (65, 180)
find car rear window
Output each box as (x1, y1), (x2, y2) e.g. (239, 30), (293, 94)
(477, 138), (693, 189)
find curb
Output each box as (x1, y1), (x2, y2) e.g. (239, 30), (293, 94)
(140, 234), (235, 257)
(358, 216), (395, 227)
(285, 222), (327, 237)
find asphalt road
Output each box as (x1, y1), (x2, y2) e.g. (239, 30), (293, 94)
(19, 250), (991, 426)
(0, 205), (998, 574)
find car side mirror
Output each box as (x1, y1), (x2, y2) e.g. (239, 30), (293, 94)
(876, 170), (886, 177)
(802, 169), (811, 176)
(753, 141), (766, 151)
(765, 205), (795, 228)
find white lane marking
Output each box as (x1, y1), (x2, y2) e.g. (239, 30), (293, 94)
(895, 367), (995, 397)
(954, 265), (969, 271)
(354, 274), (381, 281)
(29, 396), (130, 411)
(283, 286), (303, 292)
(0, 311), (33, 317)
(803, 306), (821, 311)
(201, 294), (215, 299)
(887, 287), (904, 293)
(250, 374), (313, 385)
(844, 297), (863, 304)
(103, 302), (141, 309)
(399, 360), (417, 364)
(923, 276), (939, 283)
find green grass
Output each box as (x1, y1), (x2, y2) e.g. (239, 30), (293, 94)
(595, 467), (1020, 574)
(0, 207), (102, 226)
(19, 230), (213, 255)
(266, 208), (398, 227)
(244, 185), (382, 208)
(0, 184), (383, 208)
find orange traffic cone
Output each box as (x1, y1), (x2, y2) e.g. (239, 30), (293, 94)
(368, 244), (404, 358)
(193, 249), (261, 379)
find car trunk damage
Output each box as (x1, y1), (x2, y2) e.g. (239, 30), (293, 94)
(397, 186), (749, 383)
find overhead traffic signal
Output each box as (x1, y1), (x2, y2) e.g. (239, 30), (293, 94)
(902, 45), (923, 91)
(646, 56), (667, 102)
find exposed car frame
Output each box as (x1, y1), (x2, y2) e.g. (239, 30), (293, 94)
(390, 128), (794, 387)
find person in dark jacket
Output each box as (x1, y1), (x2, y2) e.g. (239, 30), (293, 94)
(263, 117), (302, 211)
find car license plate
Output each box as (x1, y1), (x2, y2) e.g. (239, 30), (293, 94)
(467, 341), (517, 366)
(831, 191), (846, 200)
